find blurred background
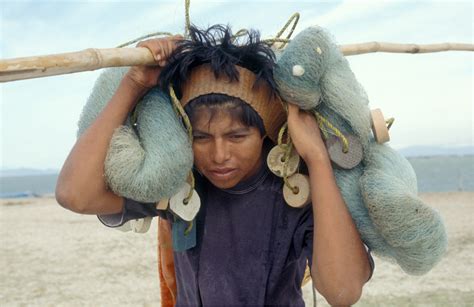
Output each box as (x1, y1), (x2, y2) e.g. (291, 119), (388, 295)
(1, 0), (473, 306)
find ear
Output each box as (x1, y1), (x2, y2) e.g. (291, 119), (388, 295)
(319, 59), (372, 146)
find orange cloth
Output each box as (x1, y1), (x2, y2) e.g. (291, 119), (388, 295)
(158, 217), (177, 307)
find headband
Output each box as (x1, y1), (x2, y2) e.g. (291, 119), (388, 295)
(180, 64), (286, 142)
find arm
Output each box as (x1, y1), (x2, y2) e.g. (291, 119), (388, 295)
(287, 104), (371, 306)
(56, 36), (182, 215)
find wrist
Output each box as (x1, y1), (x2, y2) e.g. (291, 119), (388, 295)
(122, 73), (151, 97)
(305, 149), (331, 169)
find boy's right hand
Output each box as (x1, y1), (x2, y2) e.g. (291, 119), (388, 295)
(125, 34), (183, 91)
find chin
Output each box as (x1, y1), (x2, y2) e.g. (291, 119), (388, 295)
(208, 178), (240, 189)
(203, 170), (242, 189)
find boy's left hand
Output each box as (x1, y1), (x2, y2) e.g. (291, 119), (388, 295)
(287, 103), (329, 166)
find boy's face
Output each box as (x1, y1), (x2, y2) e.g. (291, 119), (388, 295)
(191, 107), (265, 189)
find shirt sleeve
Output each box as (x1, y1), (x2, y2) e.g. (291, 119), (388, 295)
(364, 244), (376, 281)
(298, 205), (375, 281)
(97, 197), (168, 228)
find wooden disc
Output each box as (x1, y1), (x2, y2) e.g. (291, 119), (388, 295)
(115, 222), (132, 232)
(370, 108), (390, 144)
(326, 134), (363, 169)
(283, 174), (311, 208)
(156, 198), (169, 210)
(130, 217), (152, 233)
(169, 183), (201, 222)
(267, 145), (300, 178)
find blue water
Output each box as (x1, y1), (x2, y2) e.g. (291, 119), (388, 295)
(407, 155), (473, 192)
(1, 155), (473, 198)
(0, 174), (58, 198)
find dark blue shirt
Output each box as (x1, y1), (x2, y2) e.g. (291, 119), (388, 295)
(98, 159), (374, 306)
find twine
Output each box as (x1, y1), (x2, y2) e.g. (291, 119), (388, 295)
(282, 140), (299, 194)
(184, 0), (191, 38)
(386, 117), (395, 130)
(271, 13), (300, 49)
(277, 122), (288, 146)
(185, 0), (301, 48)
(232, 29), (250, 42)
(169, 85), (195, 204)
(116, 32), (174, 48)
(314, 111), (349, 153)
(184, 220), (193, 235)
(276, 123), (299, 194)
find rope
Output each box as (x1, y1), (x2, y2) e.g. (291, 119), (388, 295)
(272, 13), (300, 49)
(282, 140), (299, 194)
(263, 38), (291, 45)
(184, 0), (191, 38)
(277, 122), (288, 146)
(314, 111), (349, 153)
(116, 32), (173, 48)
(169, 85), (193, 141)
(183, 0), (299, 48)
(169, 85), (195, 203)
(276, 121), (299, 193)
(312, 277), (317, 307)
(232, 29), (250, 42)
(386, 117), (395, 130)
(184, 220), (194, 235)
(184, 172), (195, 205)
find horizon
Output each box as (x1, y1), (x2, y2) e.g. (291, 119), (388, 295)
(1, 144), (473, 174)
(1, 0), (473, 169)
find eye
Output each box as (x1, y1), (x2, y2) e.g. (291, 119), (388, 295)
(193, 135), (209, 140)
(230, 134), (246, 140)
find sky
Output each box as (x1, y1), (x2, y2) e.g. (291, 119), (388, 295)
(1, 0), (473, 170)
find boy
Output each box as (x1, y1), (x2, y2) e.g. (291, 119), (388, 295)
(56, 25), (373, 306)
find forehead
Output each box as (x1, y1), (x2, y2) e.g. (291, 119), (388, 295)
(191, 107), (248, 132)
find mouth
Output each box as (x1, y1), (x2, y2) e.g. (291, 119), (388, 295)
(208, 168), (237, 179)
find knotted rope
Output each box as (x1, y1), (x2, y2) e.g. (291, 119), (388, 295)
(276, 123), (299, 194)
(169, 85), (196, 205)
(314, 111), (350, 153)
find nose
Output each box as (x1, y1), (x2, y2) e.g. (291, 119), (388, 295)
(212, 138), (231, 164)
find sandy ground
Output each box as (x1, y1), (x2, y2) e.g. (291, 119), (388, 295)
(0, 192), (472, 306)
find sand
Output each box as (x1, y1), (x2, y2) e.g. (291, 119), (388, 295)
(1, 192), (473, 306)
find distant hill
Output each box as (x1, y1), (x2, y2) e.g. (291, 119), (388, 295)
(0, 168), (59, 178)
(399, 145), (473, 157)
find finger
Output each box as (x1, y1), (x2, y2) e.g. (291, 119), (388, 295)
(136, 42), (162, 63)
(172, 34), (184, 41)
(156, 39), (175, 59)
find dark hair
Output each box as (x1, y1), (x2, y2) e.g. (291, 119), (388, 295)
(159, 24), (277, 136)
(184, 94), (266, 136)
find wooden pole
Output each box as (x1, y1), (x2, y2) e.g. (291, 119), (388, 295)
(1, 42), (473, 82)
(0, 48), (154, 82)
(340, 42), (474, 56)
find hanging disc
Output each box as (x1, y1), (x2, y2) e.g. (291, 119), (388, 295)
(130, 217), (153, 233)
(267, 145), (300, 177)
(326, 134), (363, 169)
(156, 198), (169, 210)
(115, 221), (132, 232)
(169, 183), (201, 222)
(370, 108), (390, 144)
(283, 173), (311, 208)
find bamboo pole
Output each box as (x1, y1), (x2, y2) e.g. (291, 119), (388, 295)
(0, 47), (154, 82)
(340, 42), (474, 56)
(1, 42), (473, 82)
